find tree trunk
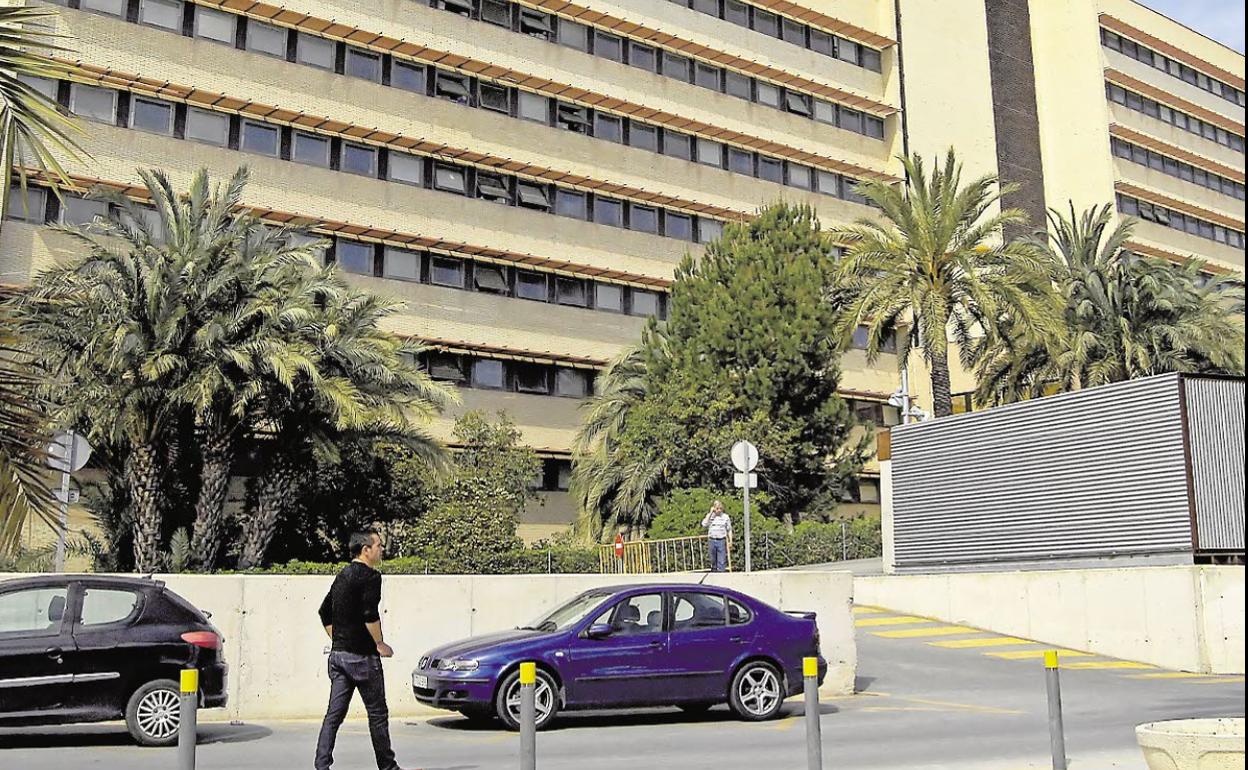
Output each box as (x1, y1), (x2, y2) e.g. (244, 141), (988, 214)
(237, 456), (297, 570)
(127, 443), (163, 573)
(190, 426), (233, 571)
(928, 341), (954, 418)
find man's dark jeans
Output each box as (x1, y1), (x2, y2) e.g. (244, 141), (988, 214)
(315, 651), (399, 770)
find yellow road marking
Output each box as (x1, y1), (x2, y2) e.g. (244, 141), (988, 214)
(873, 626), (982, 639)
(890, 695), (1026, 716)
(856, 616), (935, 627)
(1186, 676), (1244, 684)
(929, 637), (1035, 649)
(987, 649), (1093, 660)
(1128, 671), (1217, 680)
(852, 606), (887, 615)
(1063, 661), (1156, 670)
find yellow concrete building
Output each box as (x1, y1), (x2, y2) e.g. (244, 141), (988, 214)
(3, 0), (1242, 539)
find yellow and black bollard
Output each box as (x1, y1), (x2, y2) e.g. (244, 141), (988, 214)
(1044, 650), (1068, 770)
(178, 667), (199, 770)
(519, 662), (537, 770)
(804, 657), (823, 769)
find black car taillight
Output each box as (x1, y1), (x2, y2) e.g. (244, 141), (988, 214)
(182, 631), (222, 651)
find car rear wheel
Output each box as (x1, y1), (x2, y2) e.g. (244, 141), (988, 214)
(494, 668), (559, 731)
(728, 662), (783, 722)
(126, 679), (182, 747)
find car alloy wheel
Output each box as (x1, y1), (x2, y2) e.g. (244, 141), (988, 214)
(126, 680), (183, 746)
(730, 663), (782, 720)
(496, 669), (558, 730)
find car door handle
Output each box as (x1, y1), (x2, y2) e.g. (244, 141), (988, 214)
(648, 641), (663, 649)
(730, 636), (745, 644)
(45, 647), (65, 664)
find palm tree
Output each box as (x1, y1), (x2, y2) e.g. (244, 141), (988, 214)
(569, 327), (670, 541)
(0, 6), (85, 554)
(972, 203), (1246, 404)
(1, 5), (85, 222)
(148, 169), (329, 571)
(235, 283), (456, 569)
(0, 287), (55, 557)
(832, 149), (1059, 417)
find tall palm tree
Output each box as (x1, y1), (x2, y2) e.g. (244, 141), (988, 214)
(235, 282), (456, 569)
(148, 169), (329, 571)
(832, 149), (1059, 417)
(972, 203), (1246, 404)
(0, 286), (55, 557)
(569, 326), (670, 541)
(1, 5), (84, 222)
(0, 6), (85, 554)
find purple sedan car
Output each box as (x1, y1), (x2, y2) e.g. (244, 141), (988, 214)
(411, 583), (826, 729)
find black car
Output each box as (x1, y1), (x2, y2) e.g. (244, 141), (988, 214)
(0, 575), (227, 746)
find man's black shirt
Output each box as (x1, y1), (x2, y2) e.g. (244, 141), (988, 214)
(318, 561), (383, 656)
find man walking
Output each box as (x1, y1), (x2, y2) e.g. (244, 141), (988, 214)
(702, 500), (732, 572)
(315, 530), (410, 770)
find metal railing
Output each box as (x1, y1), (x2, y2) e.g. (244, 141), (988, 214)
(597, 535), (733, 574)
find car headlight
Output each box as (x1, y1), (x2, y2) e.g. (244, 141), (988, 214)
(435, 658), (480, 672)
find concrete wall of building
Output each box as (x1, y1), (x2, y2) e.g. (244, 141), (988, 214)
(0, 570), (856, 720)
(1028, 0), (1119, 217)
(856, 565), (1246, 674)
(896, 0), (1001, 183)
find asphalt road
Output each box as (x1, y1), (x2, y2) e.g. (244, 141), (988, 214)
(1, 604), (1242, 770)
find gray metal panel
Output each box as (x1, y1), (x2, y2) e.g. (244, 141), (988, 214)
(891, 374), (1194, 568)
(1184, 377), (1246, 550)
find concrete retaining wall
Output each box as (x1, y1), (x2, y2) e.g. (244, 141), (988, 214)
(856, 565), (1244, 674)
(1, 571), (854, 720)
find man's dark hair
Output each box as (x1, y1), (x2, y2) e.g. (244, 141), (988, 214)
(348, 530), (379, 558)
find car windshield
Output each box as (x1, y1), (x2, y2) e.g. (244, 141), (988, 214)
(518, 590), (612, 633)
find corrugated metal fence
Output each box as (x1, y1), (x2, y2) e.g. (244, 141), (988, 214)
(1184, 377), (1246, 551)
(889, 374), (1242, 570)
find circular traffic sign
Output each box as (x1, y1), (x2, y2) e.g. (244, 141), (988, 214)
(47, 430), (93, 474)
(730, 440), (758, 472)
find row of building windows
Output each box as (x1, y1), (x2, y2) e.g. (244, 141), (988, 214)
(23, 76), (735, 244)
(665, 0), (883, 72)
(1106, 82), (1246, 154)
(323, 237), (668, 318)
(422, 351), (597, 399)
(846, 398), (901, 428)
(426, 0), (889, 139)
(47, 0), (881, 199)
(1101, 28), (1246, 108)
(533, 458), (573, 493)
(1110, 138), (1246, 201)
(1116, 193), (1246, 249)
(837, 475), (881, 504)
(4, 184), (671, 319)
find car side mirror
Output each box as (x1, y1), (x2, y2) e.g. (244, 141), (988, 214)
(583, 623), (614, 640)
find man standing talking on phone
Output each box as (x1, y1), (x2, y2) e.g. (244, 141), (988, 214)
(315, 530), (410, 770)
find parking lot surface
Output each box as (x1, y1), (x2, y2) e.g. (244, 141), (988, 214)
(1, 604), (1242, 769)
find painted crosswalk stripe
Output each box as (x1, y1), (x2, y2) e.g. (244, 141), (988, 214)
(873, 626), (982, 639)
(929, 637), (1035, 649)
(986, 649), (1093, 660)
(1063, 661), (1156, 670)
(856, 616), (934, 627)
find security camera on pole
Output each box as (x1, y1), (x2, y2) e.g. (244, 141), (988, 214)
(46, 430), (93, 573)
(731, 440), (759, 574)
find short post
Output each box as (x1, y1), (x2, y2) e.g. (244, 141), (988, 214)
(519, 661), (537, 770)
(1044, 650), (1067, 770)
(803, 657), (823, 769)
(178, 667), (199, 770)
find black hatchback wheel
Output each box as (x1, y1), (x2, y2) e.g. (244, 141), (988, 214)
(126, 679), (183, 746)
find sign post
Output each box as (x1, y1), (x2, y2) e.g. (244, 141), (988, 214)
(47, 430), (93, 572)
(730, 441), (759, 574)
